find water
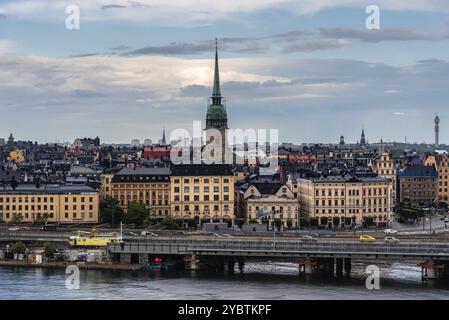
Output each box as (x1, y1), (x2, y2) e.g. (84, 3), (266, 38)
(1, 261), (449, 300)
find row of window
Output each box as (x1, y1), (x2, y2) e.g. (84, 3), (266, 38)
(314, 188), (389, 197)
(0, 212), (95, 219)
(173, 204), (230, 212)
(173, 195), (230, 201)
(173, 178), (230, 184)
(174, 186), (229, 193)
(315, 199), (388, 206)
(0, 204), (94, 211)
(315, 207), (389, 214)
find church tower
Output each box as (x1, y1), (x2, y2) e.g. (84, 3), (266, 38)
(435, 113), (440, 148)
(205, 39), (228, 163)
(360, 129), (366, 145)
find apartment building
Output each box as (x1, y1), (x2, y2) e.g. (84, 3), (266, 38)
(297, 175), (393, 227)
(170, 164), (234, 223)
(0, 184), (99, 223)
(110, 167), (171, 218)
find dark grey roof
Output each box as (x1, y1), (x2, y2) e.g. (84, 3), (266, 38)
(172, 164), (233, 176)
(303, 175), (390, 183)
(112, 167), (171, 183)
(0, 184), (97, 194)
(252, 182), (283, 195)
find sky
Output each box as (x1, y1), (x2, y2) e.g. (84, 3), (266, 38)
(0, 0), (449, 145)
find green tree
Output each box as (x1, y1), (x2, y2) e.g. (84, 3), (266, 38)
(11, 241), (26, 255)
(123, 201), (148, 226)
(286, 218), (293, 229)
(364, 216), (374, 227)
(43, 242), (56, 258)
(11, 213), (23, 225)
(274, 218), (282, 229)
(161, 215), (179, 230)
(309, 218), (318, 227)
(249, 218), (258, 224)
(332, 217), (340, 228)
(100, 196), (125, 227)
(320, 217), (328, 226)
(235, 218), (245, 228)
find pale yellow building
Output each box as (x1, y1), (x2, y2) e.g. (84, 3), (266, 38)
(0, 184), (99, 223)
(297, 175), (393, 227)
(373, 152), (397, 209)
(170, 164), (234, 222)
(436, 155), (449, 204)
(7, 148), (25, 164)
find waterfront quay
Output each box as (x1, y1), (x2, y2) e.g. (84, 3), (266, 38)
(2, 229), (449, 281)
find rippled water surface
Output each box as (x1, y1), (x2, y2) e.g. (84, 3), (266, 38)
(1, 260), (449, 300)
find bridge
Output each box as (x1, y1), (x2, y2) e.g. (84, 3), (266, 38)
(108, 237), (449, 279)
(108, 237), (449, 260)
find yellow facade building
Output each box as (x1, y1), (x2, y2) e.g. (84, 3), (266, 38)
(373, 152), (397, 209)
(7, 148), (25, 164)
(170, 164), (234, 222)
(0, 184), (99, 223)
(297, 175), (393, 227)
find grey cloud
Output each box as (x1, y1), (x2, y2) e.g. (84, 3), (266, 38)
(127, 42), (213, 55)
(101, 5), (128, 10)
(320, 28), (439, 42)
(282, 39), (350, 53)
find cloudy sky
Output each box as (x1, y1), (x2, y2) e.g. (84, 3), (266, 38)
(1, 0), (449, 145)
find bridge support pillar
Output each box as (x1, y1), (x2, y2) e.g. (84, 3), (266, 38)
(185, 254), (200, 271)
(344, 258), (352, 277)
(419, 260), (446, 281)
(226, 258), (235, 275)
(237, 257), (245, 274)
(304, 257), (313, 275)
(335, 258), (343, 277)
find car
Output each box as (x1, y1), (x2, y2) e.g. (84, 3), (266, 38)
(208, 232), (222, 238)
(384, 229), (398, 235)
(384, 236), (400, 243)
(8, 227), (20, 232)
(19, 226), (31, 231)
(359, 235), (376, 242)
(174, 231), (186, 235)
(301, 235), (318, 242)
(445, 219), (449, 223)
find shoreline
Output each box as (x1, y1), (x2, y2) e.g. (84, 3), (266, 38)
(0, 260), (142, 271)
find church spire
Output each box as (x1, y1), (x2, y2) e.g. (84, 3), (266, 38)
(212, 38), (222, 106)
(162, 126), (166, 145)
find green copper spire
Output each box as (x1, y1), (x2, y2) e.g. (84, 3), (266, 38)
(212, 38), (222, 105)
(206, 39), (228, 130)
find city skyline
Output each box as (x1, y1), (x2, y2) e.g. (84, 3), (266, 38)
(1, 1), (449, 144)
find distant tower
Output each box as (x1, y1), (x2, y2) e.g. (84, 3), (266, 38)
(339, 135), (345, 145)
(360, 129), (366, 145)
(435, 113), (440, 148)
(161, 126), (166, 145)
(7, 133), (14, 145)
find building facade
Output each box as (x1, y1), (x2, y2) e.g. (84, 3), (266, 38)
(373, 151), (397, 209)
(170, 164), (234, 223)
(0, 184), (99, 223)
(297, 175), (393, 227)
(111, 167), (171, 218)
(243, 182), (299, 229)
(397, 165), (438, 207)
